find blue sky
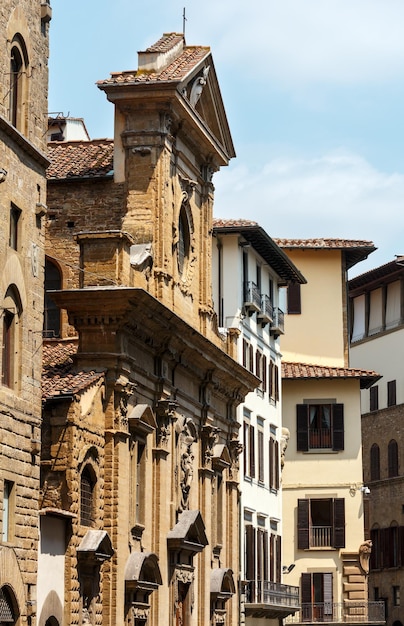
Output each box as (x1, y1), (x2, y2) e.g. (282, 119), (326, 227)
(49, 0), (404, 276)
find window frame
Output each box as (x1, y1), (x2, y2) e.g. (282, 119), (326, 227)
(297, 403), (344, 452)
(298, 497), (345, 550)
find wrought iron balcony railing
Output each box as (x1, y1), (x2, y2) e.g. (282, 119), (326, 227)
(243, 281), (261, 313)
(285, 601), (385, 624)
(245, 580), (300, 609)
(271, 307), (285, 336)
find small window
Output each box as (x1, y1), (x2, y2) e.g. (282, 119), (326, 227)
(269, 436), (279, 491)
(44, 259), (62, 338)
(388, 380), (397, 407)
(243, 421), (255, 479)
(370, 444), (380, 481)
(80, 466), (96, 526)
(9, 205), (21, 251)
(388, 440), (399, 478)
(370, 385), (379, 411)
(393, 586), (400, 606)
(1, 287), (22, 390)
(9, 36), (28, 131)
(258, 428), (264, 483)
(287, 282), (301, 314)
(178, 205), (190, 276)
(2, 480), (15, 542)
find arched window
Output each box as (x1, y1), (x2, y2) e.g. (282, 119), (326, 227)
(388, 440), (399, 478)
(44, 258), (62, 338)
(370, 444), (380, 481)
(9, 35), (28, 131)
(0, 585), (18, 624)
(1, 286), (22, 389)
(80, 465), (96, 527)
(178, 205), (190, 276)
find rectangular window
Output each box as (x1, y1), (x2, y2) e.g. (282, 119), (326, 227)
(298, 498), (345, 549)
(258, 428), (264, 483)
(388, 380), (397, 407)
(297, 403), (344, 452)
(393, 586), (400, 606)
(370, 386), (379, 411)
(2, 480), (14, 542)
(243, 420), (255, 479)
(269, 436), (280, 491)
(9, 204), (21, 251)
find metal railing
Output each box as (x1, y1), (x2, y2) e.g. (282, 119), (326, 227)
(310, 525), (332, 548)
(309, 428), (332, 449)
(244, 281), (261, 311)
(260, 294), (273, 321)
(285, 601), (385, 624)
(245, 580), (300, 608)
(272, 307), (285, 334)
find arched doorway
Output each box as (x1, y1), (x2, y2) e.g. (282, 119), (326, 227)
(45, 618), (59, 626)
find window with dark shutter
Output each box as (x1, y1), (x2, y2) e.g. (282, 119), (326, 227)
(245, 524), (256, 581)
(297, 499), (310, 550)
(287, 282), (301, 314)
(269, 533), (275, 582)
(80, 466), (96, 526)
(388, 380), (397, 407)
(388, 440), (399, 477)
(370, 444), (380, 481)
(370, 385), (379, 411)
(275, 440), (280, 489)
(276, 534), (282, 582)
(258, 430), (264, 483)
(297, 405), (309, 452)
(249, 425), (255, 478)
(333, 498), (345, 548)
(332, 404), (344, 451)
(274, 364), (279, 402)
(370, 526), (380, 569)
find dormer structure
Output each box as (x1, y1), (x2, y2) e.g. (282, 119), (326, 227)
(96, 33), (235, 338)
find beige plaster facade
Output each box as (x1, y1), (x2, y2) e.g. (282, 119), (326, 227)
(0, 0), (49, 623)
(277, 240), (383, 625)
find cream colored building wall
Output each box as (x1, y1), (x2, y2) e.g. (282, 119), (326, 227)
(351, 329), (404, 413)
(281, 377), (365, 599)
(281, 250), (346, 367)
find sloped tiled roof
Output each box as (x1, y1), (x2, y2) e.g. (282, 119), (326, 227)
(274, 238), (376, 271)
(349, 258), (404, 292)
(47, 140), (114, 180)
(98, 40), (209, 87)
(42, 340), (105, 402)
(282, 361), (380, 389)
(213, 218), (306, 285)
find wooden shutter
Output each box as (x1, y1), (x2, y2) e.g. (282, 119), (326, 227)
(370, 385), (379, 411)
(270, 533), (275, 582)
(323, 573), (333, 617)
(257, 529), (264, 581)
(388, 440), (398, 477)
(370, 444), (380, 481)
(258, 430), (264, 483)
(274, 365), (279, 402)
(243, 422), (249, 476)
(269, 360), (274, 398)
(399, 526), (404, 568)
(388, 380), (397, 407)
(276, 534), (282, 582)
(287, 282), (301, 314)
(245, 524), (256, 580)
(301, 572), (313, 621)
(263, 530), (269, 581)
(249, 425), (255, 478)
(333, 498), (345, 548)
(297, 499), (310, 550)
(297, 405), (309, 452)
(275, 440), (280, 489)
(262, 355), (267, 392)
(332, 404), (344, 451)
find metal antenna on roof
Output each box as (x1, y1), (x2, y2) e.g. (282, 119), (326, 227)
(182, 7), (187, 41)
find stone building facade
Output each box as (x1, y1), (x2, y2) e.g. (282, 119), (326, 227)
(41, 34), (258, 626)
(0, 0), (50, 623)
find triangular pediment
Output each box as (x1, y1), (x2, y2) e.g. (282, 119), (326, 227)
(179, 56), (235, 161)
(167, 510), (208, 555)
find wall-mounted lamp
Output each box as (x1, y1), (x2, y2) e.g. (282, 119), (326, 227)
(361, 486), (371, 495)
(0, 168), (7, 183)
(283, 564), (295, 574)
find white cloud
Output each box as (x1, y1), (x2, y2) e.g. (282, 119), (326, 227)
(213, 149), (404, 271)
(191, 0), (404, 87)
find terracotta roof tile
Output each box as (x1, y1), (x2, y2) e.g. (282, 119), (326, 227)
(145, 32), (184, 53)
(274, 238), (375, 250)
(42, 340), (105, 401)
(47, 140), (114, 180)
(98, 46), (210, 87)
(282, 361), (380, 389)
(213, 218), (258, 228)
